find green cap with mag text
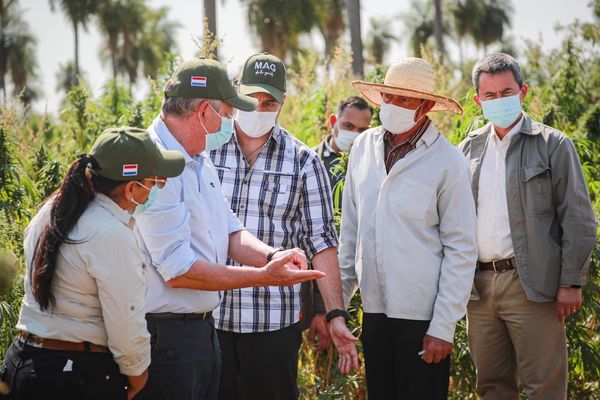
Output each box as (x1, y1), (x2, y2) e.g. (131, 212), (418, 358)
(164, 58), (257, 111)
(89, 127), (185, 181)
(239, 53), (286, 102)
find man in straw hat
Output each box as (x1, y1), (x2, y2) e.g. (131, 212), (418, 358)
(459, 53), (596, 399)
(133, 58), (326, 400)
(339, 57), (478, 399)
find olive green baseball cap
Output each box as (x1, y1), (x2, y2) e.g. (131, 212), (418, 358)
(238, 53), (287, 102)
(89, 127), (185, 181)
(164, 58), (257, 111)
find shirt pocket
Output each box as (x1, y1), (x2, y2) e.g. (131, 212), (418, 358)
(521, 165), (553, 215)
(393, 177), (435, 220)
(261, 172), (295, 219)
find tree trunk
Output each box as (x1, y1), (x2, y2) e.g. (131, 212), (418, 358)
(345, 0), (363, 77)
(433, 0), (445, 61)
(203, 0), (218, 58)
(73, 20), (79, 86)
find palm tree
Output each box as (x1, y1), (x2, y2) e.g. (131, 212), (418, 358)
(315, 0), (345, 60)
(97, 0), (178, 91)
(0, 0), (38, 102)
(241, 0), (316, 60)
(433, 0), (445, 59)
(474, 0), (512, 53)
(49, 0), (98, 85)
(449, 0), (483, 68)
(366, 18), (395, 65)
(402, 0), (434, 57)
(203, 0), (217, 57)
(346, 0), (363, 77)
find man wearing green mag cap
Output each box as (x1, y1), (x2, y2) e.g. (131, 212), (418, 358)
(210, 53), (358, 400)
(133, 58), (325, 400)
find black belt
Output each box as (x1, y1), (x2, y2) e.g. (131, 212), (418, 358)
(146, 312), (212, 320)
(477, 258), (516, 272)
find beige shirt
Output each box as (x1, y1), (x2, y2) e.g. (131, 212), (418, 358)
(476, 116), (524, 262)
(17, 194), (150, 376)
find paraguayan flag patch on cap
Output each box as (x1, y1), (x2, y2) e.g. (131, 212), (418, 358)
(122, 164), (138, 177)
(191, 76), (207, 87)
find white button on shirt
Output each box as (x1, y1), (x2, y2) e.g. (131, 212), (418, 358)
(476, 115), (524, 262)
(134, 116), (245, 314)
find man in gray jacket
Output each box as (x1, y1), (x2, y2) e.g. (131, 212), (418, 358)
(459, 53), (597, 399)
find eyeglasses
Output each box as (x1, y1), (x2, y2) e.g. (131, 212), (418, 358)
(142, 177), (167, 189)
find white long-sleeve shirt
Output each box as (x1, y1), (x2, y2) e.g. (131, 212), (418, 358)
(339, 124), (478, 343)
(18, 194), (150, 376)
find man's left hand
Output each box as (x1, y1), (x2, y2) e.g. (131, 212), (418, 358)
(271, 248), (308, 270)
(327, 317), (359, 374)
(556, 287), (583, 322)
(421, 334), (452, 364)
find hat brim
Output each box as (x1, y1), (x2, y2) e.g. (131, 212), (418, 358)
(352, 81), (463, 115)
(239, 83), (285, 102)
(153, 149), (186, 178)
(223, 92), (258, 112)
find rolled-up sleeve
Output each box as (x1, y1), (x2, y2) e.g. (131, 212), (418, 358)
(427, 160), (478, 343)
(135, 175), (196, 281)
(298, 156), (338, 260)
(87, 228), (150, 376)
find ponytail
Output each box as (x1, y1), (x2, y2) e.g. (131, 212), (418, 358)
(31, 154), (121, 311)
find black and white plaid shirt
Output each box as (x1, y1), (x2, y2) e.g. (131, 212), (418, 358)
(209, 126), (338, 332)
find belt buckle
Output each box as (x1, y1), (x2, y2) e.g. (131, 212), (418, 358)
(492, 259), (501, 272)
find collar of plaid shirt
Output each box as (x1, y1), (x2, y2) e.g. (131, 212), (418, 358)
(383, 117), (431, 173)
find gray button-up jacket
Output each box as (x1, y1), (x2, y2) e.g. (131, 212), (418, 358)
(459, 114), (597, 302)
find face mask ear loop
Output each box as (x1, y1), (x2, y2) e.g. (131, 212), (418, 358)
(413, 100), (432, 126)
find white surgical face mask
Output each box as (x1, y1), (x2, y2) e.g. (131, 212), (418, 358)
(379, 102), (417, 134)
(236, 110), (278, 138)
(333, 125), (360, 152)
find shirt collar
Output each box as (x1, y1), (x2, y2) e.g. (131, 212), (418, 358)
(94, 193), (133, 227)
(490, 112), (525, 143)
(323, 134), (336, 157)
(151, 115), (194, 164)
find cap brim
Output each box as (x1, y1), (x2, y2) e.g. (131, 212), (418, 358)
(352, 81), (463, 115)
(223, 92), (258, 112)
(239, 83), (285, 102)
(154, 149), (186, 178)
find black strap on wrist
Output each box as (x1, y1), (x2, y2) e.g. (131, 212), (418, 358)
(266, 248), (283, 263)
(325, 309), (351, 323)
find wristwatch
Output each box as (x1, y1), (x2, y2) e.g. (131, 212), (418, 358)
(266, 248), (284, 263)
(325, 309), (351, 323)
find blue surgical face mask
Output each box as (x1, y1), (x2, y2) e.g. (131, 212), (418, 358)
(480, 94), (522, 129)
(203, 110), (234, 151)
(130, 181), (161, 215)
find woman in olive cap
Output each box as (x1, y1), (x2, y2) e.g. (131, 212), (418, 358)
(0, 127), (185, 400)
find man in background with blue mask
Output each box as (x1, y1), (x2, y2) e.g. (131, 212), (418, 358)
(133, 58), (327, 400)
(459, 53), (597, 399)
(210, 53), (358, 400)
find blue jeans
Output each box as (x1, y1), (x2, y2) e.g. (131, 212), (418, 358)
(135, 316), (221, 400)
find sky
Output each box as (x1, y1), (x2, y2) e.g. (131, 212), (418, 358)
(18, 0), (596, 114)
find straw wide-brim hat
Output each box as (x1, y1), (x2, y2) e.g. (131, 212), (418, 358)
(353, 57), (463, 115)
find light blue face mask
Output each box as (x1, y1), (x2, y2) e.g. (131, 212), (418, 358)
(130, 181), (161, 215)
(480, 94), (522, 129)
(204, 116), (234, 151)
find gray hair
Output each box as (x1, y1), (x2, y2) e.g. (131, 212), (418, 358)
(472, 53), (523, 93)
(161, 92), (222, 118)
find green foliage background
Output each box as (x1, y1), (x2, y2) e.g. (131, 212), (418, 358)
(1, 21), (599, 400)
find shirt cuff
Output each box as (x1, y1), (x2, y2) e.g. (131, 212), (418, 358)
(559, 270), (588, 287)
(426, 319), (456, 344)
